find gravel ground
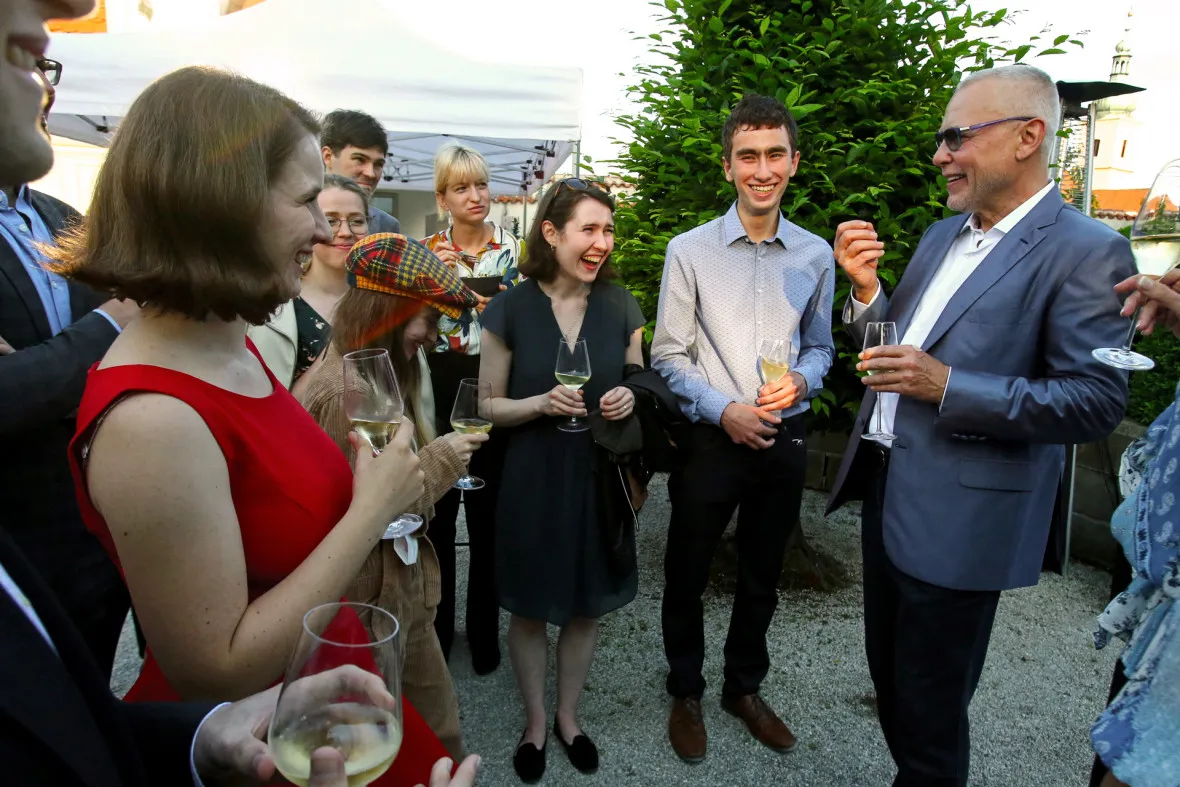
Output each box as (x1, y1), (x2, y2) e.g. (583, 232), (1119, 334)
(111, 477), (1121, 786)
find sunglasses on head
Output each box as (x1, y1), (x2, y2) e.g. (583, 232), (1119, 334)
(933, 116), (1033, 152)
(543, 178), (615, 218)
(36, 58), (61, 86)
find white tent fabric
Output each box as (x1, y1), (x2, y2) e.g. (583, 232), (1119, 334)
(45, 0), (582, 194)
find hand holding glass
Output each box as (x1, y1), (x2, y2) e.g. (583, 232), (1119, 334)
(861, 321), (898, 442)
(269, 603), (402, 787)
(1093, 159), (1180, 371)
(450, 378), (492, 490)
(342, 349), (422, 539)
(555, 337), (591, 433)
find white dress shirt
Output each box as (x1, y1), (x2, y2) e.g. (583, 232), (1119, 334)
(850, 180), (1057, 444)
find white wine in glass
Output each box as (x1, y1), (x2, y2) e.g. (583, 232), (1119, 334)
(861, 321), (899, 441)
(270, 603), (403, 787)
(758, 338), (791, 383)
(1093, 159), (1180, 371)
(342, 349), (422, 539)
(555, 337), (591, 433)
(450, 378), (492, 490)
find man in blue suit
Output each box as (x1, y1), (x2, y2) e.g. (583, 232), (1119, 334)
(826, 64), (1133, 786)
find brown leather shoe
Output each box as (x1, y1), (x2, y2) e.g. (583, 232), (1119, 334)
(721, 693), (797, 753)
(668, 697), (707, 763)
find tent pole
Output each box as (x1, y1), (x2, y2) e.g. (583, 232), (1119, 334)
(573, 139), (581, 178)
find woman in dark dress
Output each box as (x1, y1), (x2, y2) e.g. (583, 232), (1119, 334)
(479, 180), (644, 782)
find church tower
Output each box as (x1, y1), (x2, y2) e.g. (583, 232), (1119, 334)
(1092, 8), (1143, 190)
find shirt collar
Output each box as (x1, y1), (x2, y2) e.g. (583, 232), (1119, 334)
(722, 201), (789, 247)
(960, 180), (1056, 238)
(0, 184), (31, 212)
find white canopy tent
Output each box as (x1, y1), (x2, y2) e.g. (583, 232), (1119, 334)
(45, 0), (582, 195)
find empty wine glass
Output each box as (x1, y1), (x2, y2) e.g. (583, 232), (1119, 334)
(554, 337), (591, 433)
(449, 378), (492, 490)
(1093, 159), (1180, 371)
(861, 321), (899, 442)
(342, 349), (422, 539)
(269, 603), (402, 787)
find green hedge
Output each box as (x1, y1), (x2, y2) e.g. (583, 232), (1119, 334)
(1121, 225), (1179, 425)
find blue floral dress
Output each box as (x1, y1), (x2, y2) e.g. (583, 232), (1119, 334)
(1092, 382), (1180, 786)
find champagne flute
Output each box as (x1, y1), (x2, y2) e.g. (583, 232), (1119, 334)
(269, 602), (402, 787)
(758, 338), (792, 417)
(342, 349), (423, 539)
(1093, 159), (1180, 371)
(555, 337), (591, 433)
(861, 321), (899, 442)
(450, 378), (493, 490)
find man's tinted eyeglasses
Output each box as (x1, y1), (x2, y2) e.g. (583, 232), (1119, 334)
(933, 116), (1033, 152)
(36, 58), (62, 86)
(327, 217), (369, 234)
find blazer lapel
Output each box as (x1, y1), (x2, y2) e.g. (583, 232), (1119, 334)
(0, 533), (131, 787)
(888, 217), (966, 337)
(0, 243), (53, 341)
(922, 191), (1063, 351)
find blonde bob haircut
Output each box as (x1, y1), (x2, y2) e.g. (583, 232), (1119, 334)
(48, 66), (320, 325)
(433, 142), (491, 219)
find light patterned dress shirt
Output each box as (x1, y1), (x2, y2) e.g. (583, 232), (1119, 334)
(652, 202), (836, 425)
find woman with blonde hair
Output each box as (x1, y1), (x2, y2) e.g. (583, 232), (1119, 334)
(53, 66), (460, 785)
(299, 233), (486, 759)
(422, 142), (521, 672)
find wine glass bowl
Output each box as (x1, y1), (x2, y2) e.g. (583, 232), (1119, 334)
(1093, 159), (1180, 371)
(861, 321), (899, 442)
(555, 337), (592, 433)
(758, 338), (792, 384)
(342, 349), (423, 539)
(269, 603), (403, 787)
(450, 378), (492, 490)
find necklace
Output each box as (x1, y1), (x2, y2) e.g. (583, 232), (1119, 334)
(542, 281), (590, 345)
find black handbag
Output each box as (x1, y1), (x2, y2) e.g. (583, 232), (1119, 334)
(589, 410), (642, 578)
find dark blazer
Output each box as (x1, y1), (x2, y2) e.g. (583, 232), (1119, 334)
(826, 190), (1133, 592)
(0, 529), (210, 787)
(0, 190), (118, 573)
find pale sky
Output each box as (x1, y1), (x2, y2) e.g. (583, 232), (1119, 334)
(396, 0), (1177, 187)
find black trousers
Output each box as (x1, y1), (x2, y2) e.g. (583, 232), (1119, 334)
(860, 442), (1000, 787)
(662, 415), (807, 699)
(427, 350), (503, 662)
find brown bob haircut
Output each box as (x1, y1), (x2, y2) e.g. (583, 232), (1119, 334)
(49, 66), (321, 325)
(331, 288), (433, 446)
(520, 179), (616, 283)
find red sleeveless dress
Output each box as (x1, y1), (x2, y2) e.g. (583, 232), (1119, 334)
(67, 340), (448, 786)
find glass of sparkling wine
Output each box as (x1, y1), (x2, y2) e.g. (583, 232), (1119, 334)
(342, 348), (422, 539)
(270, 603), (402, 787)
(555, 337), (591, 433)
(450, 378), (493, 490)
(861, 321), (898, 442)
(1093, 159), (1180, 371)
(758, 338), (792, 416)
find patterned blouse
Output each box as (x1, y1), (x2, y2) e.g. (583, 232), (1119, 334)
(292, 296), (330, 383)
(422, 224), (521, 356)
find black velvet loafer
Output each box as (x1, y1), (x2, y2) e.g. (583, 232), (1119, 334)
(554, 718), (599, 774)
(513, 733), (546, 783)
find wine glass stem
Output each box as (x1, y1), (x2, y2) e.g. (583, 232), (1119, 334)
(875, 392), (883, 435)
(1121, 306), (1143, 353)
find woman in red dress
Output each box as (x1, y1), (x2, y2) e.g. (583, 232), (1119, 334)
(50, 66), (462, 786)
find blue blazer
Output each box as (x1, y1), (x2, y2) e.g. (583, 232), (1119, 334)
(827, 190), (1134, 591)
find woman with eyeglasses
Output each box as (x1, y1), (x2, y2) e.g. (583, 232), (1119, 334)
(478, 179), (644, 782)
(249, 174), (369, 390)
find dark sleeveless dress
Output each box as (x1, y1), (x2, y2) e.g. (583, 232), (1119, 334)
(67, 339), (447, 786)
(480, 279), (644, 625)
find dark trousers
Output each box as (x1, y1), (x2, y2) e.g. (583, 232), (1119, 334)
(427, 350), (503, 662)
(860, 442), (1000, 787)
(662, 415), (807, 699)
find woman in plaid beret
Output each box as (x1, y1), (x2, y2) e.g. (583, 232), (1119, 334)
(298, 233), (486, 761)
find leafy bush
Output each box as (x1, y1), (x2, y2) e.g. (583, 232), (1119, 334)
(1120, 225), (1179, 425)
(612, 0), (1079, 433)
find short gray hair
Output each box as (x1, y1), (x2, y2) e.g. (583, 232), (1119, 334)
(956, 65), (1061, 157)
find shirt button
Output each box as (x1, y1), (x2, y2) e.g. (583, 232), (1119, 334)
(51, 282), (58, 289)
(757, 288), (763, 293)
(18, 224), (29, 233)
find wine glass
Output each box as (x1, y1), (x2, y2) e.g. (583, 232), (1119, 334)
(449, 378), (493, 490)
(861, 321), (899, 442)
(269, 602), (402, 787)
(555, 337), (592, 433)
(1093, 159), (1180, 371)
(342, 349), (423, 539)
(757, 338), (792, 416)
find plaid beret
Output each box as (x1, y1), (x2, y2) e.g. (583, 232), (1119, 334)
(346, 233), (479, 318)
